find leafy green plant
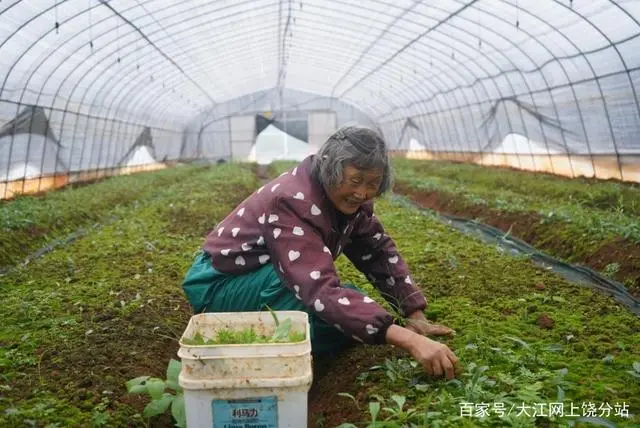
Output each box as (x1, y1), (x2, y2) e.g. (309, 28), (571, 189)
(603, 263), (620, 279)
(182, 312), (305, 345)
(381, 394), (420, 425)
(182, 325), (305, 345)
(126, 359), (186, 427)
(337, 392), (360, 410)
(370, 358), (419, 384)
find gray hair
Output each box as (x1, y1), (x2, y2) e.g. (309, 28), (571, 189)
(312, 124), (393, 195)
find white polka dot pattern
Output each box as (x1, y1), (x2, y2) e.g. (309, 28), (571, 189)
(200, 156), (425, 347)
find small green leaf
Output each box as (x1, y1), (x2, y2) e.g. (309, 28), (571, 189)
(143, 393), (173, 418)
(165, 379), (180, 392)
(167, 359), (181, 384)
(390, 395), (406, 410)
(503, 335), (530, 349)
(369, 394), (385, 404)
(92, 410), (109, 426)
(125, 376), (150, 392)
(336, 425), (358, 428)
(337, 392), (357, 404)
(369, 401), (380, 422)
(547, 343), (564, 353)
(557, 386), (565, 403)
(146, 379), (166, 400)
(601, 355), (614, 364)
(171, 394), (186, 428)
(128, 384), (148, 394)
(271, 318), (292, 342)
(264, 304), (279, 326)
(551, 296), (567, 303)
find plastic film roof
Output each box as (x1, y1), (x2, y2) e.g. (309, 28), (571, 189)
(1, 0), (639, 158)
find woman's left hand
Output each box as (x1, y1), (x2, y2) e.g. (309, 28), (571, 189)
(406, 310), (456, 337)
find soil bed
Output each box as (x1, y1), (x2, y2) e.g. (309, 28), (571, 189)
(393, 181), (640, 297)
(308, 346), (406, 427)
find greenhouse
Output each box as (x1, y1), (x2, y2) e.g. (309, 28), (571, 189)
(1, 1), (639, 427)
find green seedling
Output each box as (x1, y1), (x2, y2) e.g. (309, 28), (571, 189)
(182, 324), (305, 345)
(183, 309), (305, 344)
(381, 394), (420, 425)
(126, 359), (186, 428)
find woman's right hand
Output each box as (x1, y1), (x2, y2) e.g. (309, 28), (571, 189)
(385, 324), (460, 379)
(408, 334), (459, 379)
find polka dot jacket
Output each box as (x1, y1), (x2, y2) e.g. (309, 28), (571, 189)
(202, 155), (427, 344)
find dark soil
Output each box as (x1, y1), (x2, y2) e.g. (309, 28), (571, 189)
(583, 239), (640, 292)
(536, 313), (555, 329)
(166, 183), (254, 237)
(393, 182), (640, 298)
(16, 302), (191, 427)
(308, 345), (405, 427)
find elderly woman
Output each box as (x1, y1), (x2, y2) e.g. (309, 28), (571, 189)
(182, 125), (459, 379)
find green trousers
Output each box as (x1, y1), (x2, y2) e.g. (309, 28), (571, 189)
(182, 250), (360, 355)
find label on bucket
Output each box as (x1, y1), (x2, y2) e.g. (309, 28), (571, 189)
(212, 396), (278, 428)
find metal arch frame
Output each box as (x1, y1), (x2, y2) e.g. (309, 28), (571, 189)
(5, 1), (510, 125)
(551, 0), (640, 181)
(347, 0), (635, 176)
(55, 4), (279, 139)
(328, 32), (478, 156)
(0, 1), (194, 181)
(94, 30), (381, 169)
(37, 1), (442, 161)
(1, 1), (639, 186)
(287, 1), (523, 156)
(328, 0), (425, 100)
(0, 0), (226, 108)
(274, 19), (463, 119)
(378, 34), (640, 121)
(5, 0), (476, 123)
(607, 0), (640, 117)
(335, 0), (562, 171)
(393, 1), (541, 163)
(282, 0), (567, 170)
(67, 1), (278, 110)
(53, 1), (277, 174)
(400, 0), (577, 171)
(374, 1), (611, 175)
(482, 0), (602, 176)
(335, 1), (478, 98)
(79, 0), (532, 169)
(377, 1), (637, 178)
(0, 2), (63, 190)
(486, 1), (599, 172)
(2, 0), (636, 121)
(99, 0), (216, 105)
(31, 0), (278, 123)
(342, 1), (536, 166)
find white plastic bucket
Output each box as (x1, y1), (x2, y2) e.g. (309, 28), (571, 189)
(178, 311), (312, 428)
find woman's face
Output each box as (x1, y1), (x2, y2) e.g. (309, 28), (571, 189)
(326, 164), (384, 214)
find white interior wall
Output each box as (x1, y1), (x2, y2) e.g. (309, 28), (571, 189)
(229, 115), (255, 162)
(308, 111), (337, 154)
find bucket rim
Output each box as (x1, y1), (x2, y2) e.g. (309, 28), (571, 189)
(179, 310), (311, 348)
